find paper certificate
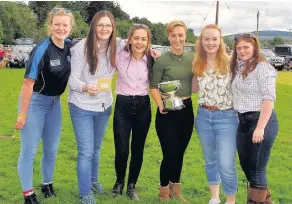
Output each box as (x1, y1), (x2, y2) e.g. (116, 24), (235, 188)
(97, 78), (112, 91)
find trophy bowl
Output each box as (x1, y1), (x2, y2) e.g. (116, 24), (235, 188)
(158, 80), (185, 111)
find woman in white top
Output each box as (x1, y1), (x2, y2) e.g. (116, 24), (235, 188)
(68, 10), (122, 204)
(192, 24), (238, 204)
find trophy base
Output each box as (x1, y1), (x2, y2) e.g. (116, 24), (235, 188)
(163, 104), (186, 112)
(163, 97), (186, 112)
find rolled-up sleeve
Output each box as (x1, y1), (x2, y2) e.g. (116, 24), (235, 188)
(258, 62), (277, 102)
(68, 41), (86, 93)
(149, 59), (165, 89)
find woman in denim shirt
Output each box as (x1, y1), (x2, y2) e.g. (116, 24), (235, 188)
(230, 33), (278, 204)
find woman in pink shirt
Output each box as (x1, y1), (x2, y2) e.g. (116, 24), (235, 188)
(112, 24), (154, 200)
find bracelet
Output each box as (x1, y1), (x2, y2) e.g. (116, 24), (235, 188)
(18, 113), (27, 119)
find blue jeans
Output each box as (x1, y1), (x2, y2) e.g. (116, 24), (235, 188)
(69, 103), (112, 197)
(18, 92), (61, 191)
(237, 111), (278, 186)
(195, 107), (238, 195)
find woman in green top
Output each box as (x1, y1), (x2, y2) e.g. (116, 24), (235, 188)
(150, 20), (193, 202)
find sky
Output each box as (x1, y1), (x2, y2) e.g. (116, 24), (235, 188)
(118, 1), (292, 36)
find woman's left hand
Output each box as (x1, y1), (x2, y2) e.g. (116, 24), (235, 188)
(252, 127), (265, 143)
(151, 49), (161, 59)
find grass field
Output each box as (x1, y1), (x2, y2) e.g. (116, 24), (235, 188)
(0, 69), (291, 204)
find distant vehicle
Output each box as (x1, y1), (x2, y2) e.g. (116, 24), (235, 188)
(273, 44), (292, 70)
(260, 49), (285, 71)
(15, 38), (34, 45)
(183, 45), (195, 52)
(152, 45), (170, 54)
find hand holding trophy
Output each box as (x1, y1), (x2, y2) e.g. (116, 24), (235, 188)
(157, 80), (185, 112)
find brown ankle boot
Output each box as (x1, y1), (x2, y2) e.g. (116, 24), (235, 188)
(247, 185), (267, 204)
(171, 183), (188, 203)
(169, 182), (173, 198)
(265, 187), (273, 204)
(159, 185), (170, 201)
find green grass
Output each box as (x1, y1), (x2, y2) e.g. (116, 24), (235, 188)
(0, 69), (291, 204)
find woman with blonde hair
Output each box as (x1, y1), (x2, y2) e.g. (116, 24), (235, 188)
(150, 20), (194, 202)
(193, 24), (238, 204)
(14, 8), (74, 204)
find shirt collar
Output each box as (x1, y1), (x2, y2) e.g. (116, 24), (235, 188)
(122, 50), (147, 62)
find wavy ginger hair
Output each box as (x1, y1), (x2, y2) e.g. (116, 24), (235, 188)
(230, 33), (266, 79)
(192, 24), (229, 76)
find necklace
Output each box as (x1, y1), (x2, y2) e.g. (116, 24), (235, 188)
(170, 49), (183, 61)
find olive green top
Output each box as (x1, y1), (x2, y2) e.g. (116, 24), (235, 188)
(150, 51), (194, 97)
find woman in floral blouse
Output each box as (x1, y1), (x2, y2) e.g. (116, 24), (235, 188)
(192, 24), (238, 204)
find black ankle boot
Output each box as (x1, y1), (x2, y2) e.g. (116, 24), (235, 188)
(24, 193), (41, 204)
(126, 183), (139, 200)
(112, 182), (124, 197)
(41, 183), (56, 198)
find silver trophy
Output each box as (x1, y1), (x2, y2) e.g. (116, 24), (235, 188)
(158, 80), (185, 111)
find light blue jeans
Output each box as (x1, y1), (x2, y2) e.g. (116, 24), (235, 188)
(69, 103), (112, 197)
(18, 92), (61, 191)
(195, 107), (238, 195)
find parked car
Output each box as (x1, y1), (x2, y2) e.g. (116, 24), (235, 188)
(260, 49), (285, 71)
(183, 45), (195, 52)
(152, 45), (170, 54)
(273, 44), (292, 70)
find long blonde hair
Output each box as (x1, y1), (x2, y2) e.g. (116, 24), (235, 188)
(192, 24), (229, 76)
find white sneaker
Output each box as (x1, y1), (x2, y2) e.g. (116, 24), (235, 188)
(208, 198), (221, 204)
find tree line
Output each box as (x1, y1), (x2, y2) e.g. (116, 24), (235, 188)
(0, 1), (197, 45)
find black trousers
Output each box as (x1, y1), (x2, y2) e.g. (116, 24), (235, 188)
(113, 94), (151, 184)
(155, 98), (194, 186)
(237, 111), (278, 186)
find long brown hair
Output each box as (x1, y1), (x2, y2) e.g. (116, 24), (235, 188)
(85, 10), (116, 75)
(123, 24), (154, 79)
(230, 33), (266, 78)
(192, 24), (229, 76)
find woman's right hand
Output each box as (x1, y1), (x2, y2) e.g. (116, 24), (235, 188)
(159, 105), (168, 114)
(86, 84), (99, 96)
(14, 116), (26, 130)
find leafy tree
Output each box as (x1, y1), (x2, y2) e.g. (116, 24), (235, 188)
(84, 1), (129, 24)
(60, 1), (88, 18)
(223, 36), (233, 49)
(151, 23), (168, 45)
(186, 28), (197, 44)
(28, 1), (58, 26)
(116, 20), (132, 39)
(70, 11), (89, 38)
(111, 2), (130, 21)
(0, 1), (39, 44)
(271, 36), (284, 45)
(0, 21), (4, 43)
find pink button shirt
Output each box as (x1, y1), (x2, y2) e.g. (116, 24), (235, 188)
(116, 50), (149, 96)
